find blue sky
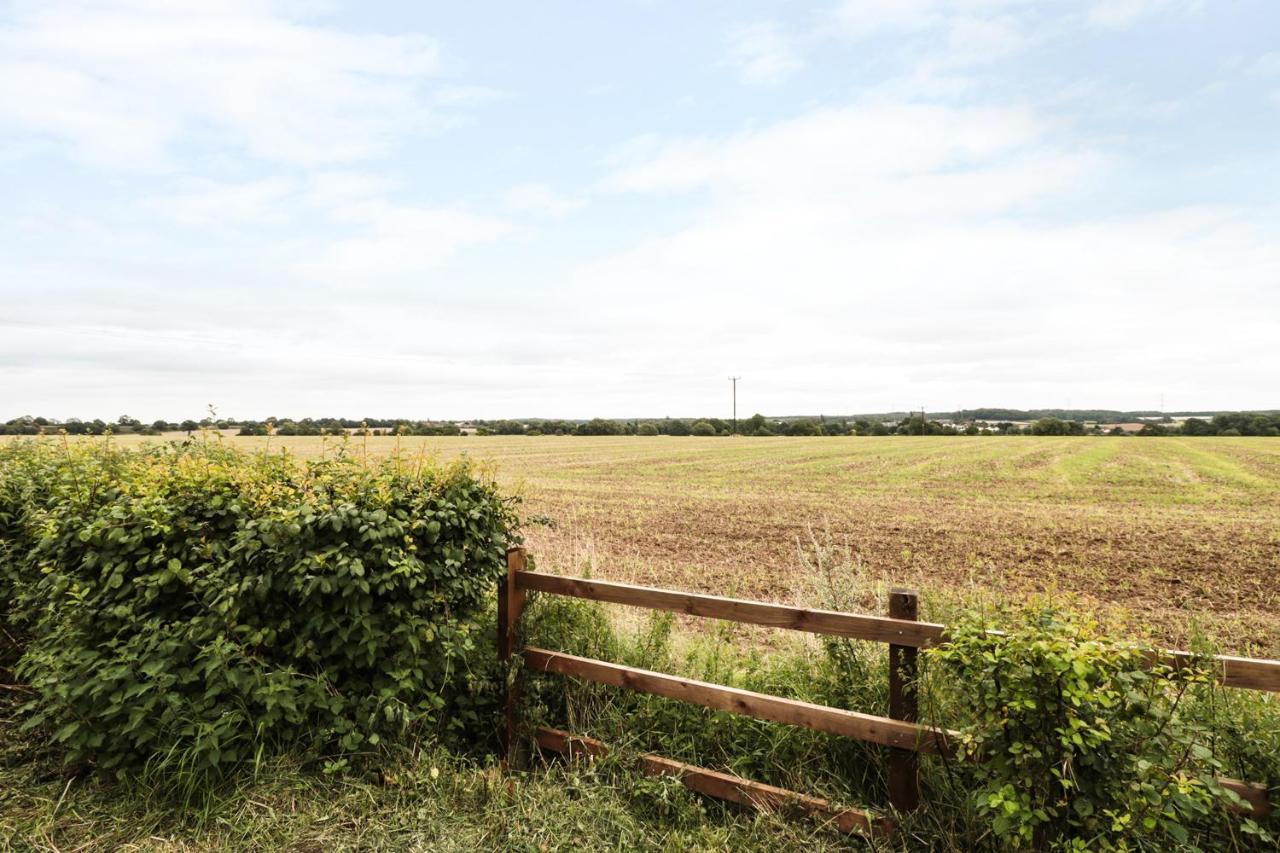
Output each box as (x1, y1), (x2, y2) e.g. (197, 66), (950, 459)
(2, 0), (1278, 421)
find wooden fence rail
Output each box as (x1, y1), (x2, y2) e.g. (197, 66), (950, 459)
(515, 571), (1280, 693)
(533, 726), (896, 837)
(502, 548), (1275, 836)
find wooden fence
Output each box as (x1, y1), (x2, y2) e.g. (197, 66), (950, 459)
(497, 548), (1276, 837)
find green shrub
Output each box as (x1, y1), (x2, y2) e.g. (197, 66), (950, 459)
(929, 608), (1273, 849)
(0, 445), (46, 665)
(690, 421), (716, 437)
(0, 439), (519, 775)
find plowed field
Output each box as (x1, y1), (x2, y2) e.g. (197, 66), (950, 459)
(105, 434), (1280, 655)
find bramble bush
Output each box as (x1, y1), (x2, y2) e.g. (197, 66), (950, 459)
(930, 608), (1275, 849)
(0, 439), (519, 775)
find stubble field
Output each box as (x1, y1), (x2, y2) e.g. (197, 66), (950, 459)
(91, 434), (1280, 656)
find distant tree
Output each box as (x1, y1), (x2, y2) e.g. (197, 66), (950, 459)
(1030, 417), (1069, 436)
(2, 416), (39, 435)
(664, 419), (692, 436)
(898, 414), (925, 435)
(1212, 413), (1247, 434)
(896, 414), (949, 435)
(491, 420), (526, 435)
(636, 423), (658, 436)
(691, 420), (716, 436)
(744, 413), (766, 434)
(576, 418), (624, 436)
(1180, 418), (1213, 436)
(784, 419), (820, 436)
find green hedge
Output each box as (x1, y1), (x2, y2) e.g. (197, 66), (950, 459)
(0, 439), (519, 774)
(931, 611), (1275, 848)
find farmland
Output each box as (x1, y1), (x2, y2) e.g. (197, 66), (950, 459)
(4, 433), (1279, 850)
(101, 433), (1280, 657)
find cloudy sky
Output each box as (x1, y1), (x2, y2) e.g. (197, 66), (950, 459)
(2, 0), (1278, 421)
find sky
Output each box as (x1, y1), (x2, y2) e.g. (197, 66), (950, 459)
(2, 0), (1279, 422)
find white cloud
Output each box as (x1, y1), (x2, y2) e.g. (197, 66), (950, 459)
(940, 14), (1028, 67)
(291, 203), (514, 281)
(432, 84), (508, 107)
(1246, 50), (1280, 102)
(0, 0), (449, 170)
(145, 176), (299, 226)
(2, 1), (1275, 419)
(503, 183), (585, 218)
(144, 186), (514, 285)
(603, 101), (1053, 200)
(829, 0), (945, 39)
(723, 21), (804, 85)
(581, 97), (1279, 414)
(1086, 0), (1178, 29)
(1253, 52), (1280, 76)
(823, 0), (1039, 76)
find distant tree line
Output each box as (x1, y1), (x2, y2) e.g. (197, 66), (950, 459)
(466, 412), (1280, 437)
(0, 415), (461, 437)
(960, 413), (1280, 437)
(1168, 413), (1280, 437)
(4, 411), (1278, 437)
(234, 418), (461, 437)
(479, 415), (855, 436)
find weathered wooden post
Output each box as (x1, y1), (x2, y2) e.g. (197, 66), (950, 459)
(498, 546), (528, 767)
(887, 588), (920, 811)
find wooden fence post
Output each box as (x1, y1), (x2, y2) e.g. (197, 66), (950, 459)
(887, 588), (920, 811)
(498, 546), (528, 767)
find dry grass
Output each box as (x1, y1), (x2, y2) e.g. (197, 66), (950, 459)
(68, 433), (1280, 656)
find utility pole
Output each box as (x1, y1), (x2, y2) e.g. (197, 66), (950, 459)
(728, 376), (741, 434)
